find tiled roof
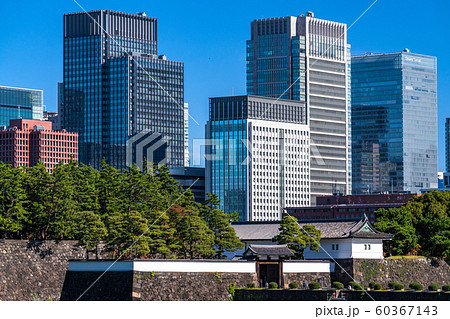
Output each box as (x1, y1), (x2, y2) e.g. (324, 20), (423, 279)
(232, 217), (392, 241)
(244, 244), (294, 257)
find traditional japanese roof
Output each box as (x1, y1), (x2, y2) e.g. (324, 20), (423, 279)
(243, 244), (294, 257)
(232, 216), (392, 241)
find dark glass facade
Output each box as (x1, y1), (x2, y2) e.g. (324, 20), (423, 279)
(0, 86), (43, 127)
(62, 10), (184, 169)
(352, 51), (437, 194)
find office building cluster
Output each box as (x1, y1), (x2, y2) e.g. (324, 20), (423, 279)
(0, 10), (441, 218)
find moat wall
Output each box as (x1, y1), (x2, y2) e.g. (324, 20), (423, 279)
(0, 240), (85, 301)
(1, 240), (450, 300)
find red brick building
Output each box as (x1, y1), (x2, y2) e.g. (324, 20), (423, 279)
(283, 193), (419, 223)
(0, 119), (78, 172)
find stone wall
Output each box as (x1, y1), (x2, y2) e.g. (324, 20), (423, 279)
(283, 273), (331, 289)
(0, 240), (84, 301)
(133, 271), (256, 301)
(0, 240), (109, 301)
(352, 258), (450, 288)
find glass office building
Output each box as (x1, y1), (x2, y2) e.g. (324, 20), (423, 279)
(352, 50), (437, 194)
(206, 95), (309, 221)
(0, 86), (43, 127)
(446, 118), (450, 173)
(246, 12), (351, 203)
(62, 10), (184, 169)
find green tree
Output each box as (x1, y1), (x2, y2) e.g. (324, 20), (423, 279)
(374, 208), (418, 256)
(0, 164), (29, 238)
(175, 206), (215, 259)
(273, 216), (321, 259)
(72, 211), (107, 258)
(106, 211), (151, 259)
(198, 193), (244, 258)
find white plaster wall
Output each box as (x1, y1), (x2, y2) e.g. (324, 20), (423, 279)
(351, 238), (384, 259)
(283, 261), (334, 273)
(304, 238), (353, 260)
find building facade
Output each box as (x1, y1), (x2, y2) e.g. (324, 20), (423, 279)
(206, 95), (310, 221)
(0, 119), (78, 171)
(61, 10), (184, 170)
(246, 12), (351, 203)
(352, 50), (437, 194)
(184, 103), (189, 167)
(170, 166), (205, 203)
(0, 86), (43, 127)
(446, 118), (450, 173)
(284, 193), (418, 223)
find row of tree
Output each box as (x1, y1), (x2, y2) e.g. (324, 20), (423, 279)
(0, 160), (243, 259)
(375, 191), (450, 258)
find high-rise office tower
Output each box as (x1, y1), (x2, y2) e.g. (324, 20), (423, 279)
(206, 95), (310, 221)
(352, 50), (437, 194)
(0, 85), (43, 127)
(446, 118), (450, 173)
(184, 102), (189, 167)
(246, 12), (351, 204)
(62, 10), (184, 170)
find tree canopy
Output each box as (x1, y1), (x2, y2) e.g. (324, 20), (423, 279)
(375, 191), (450, 258)
(0, 160), (243, 260)
(272, 216), (321, 259)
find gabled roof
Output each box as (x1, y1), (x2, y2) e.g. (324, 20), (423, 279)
(232, 217), (392, 241)
(244, 244), (294, 257)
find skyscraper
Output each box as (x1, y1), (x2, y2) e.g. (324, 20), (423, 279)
(352, 50), (437, 194)
(246, 12), (351, 203)
(61, 10), (184, 170)
(446, 118), (450, 173)
(184, 102), (189, 167)
(206, 95), (310, 221)
(0, 85), (43, 127)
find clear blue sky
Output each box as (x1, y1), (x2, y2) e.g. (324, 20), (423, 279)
(0, 0), (449, 170)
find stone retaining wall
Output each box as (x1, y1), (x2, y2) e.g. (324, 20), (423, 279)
(0, 240), (84, 301)
(353, 258), (450, 288)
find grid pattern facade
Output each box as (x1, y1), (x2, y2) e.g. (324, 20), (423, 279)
(446, 118), (450, 173)
(0, 86), (43, 127)
(0, 119), (78, 172)
(246, 13), (351, 204)
(62, 10), (184, 170)
(352, 51), (437, 193)
(206, 95), (309, 221)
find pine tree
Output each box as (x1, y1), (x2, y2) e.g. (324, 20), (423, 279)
(198, 193), (243, 258)
(273, 216), (321, 259)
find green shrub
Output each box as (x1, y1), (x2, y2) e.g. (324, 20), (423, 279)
(268, 282), (278, 289)
(349, 281), (363, 291)
(332, 281), (344, 289)
(369, 282), (376, 289)
(247, 283), (255, 288)
(442, 285), (450, 292)
(409, 282), (423, 291)
(428, 284), (440, 292)
(289, 282), (299, 289)
(388, 281), (399, 289)
(308, 282), (321, 290)
(393, 283), (404, 290)
(373, 283), (382, 290)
